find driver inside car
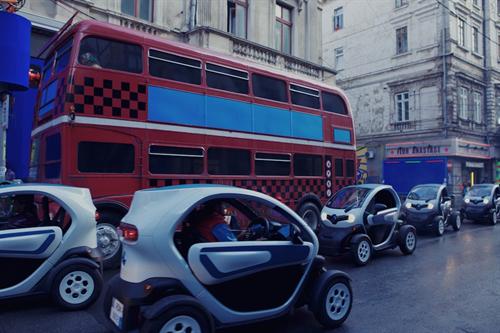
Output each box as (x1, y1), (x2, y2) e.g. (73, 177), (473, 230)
(190, 201), (237, 242)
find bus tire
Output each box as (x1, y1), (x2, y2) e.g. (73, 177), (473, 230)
(97, 210), (124, 269)
(298, 202), (321, 231)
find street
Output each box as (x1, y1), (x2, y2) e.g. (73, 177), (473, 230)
(1, 220), (499, 333)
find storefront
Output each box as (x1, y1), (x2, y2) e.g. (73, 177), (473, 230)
(383, 138), (492, 196)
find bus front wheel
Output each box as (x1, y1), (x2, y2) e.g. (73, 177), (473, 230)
(298, 202), (320, 231)
(96, 210), (124, 269)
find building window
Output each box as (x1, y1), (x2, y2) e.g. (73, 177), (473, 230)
(395, 0), (408, 8)
(121, 0), (153, 21)
(334, 47), (344, 70)
(395, 91), (409, 122)
(458, 18), (466, 47)
(396, 26), (408, 54)
(275, 3), (292, 54)
(473, 0), (480, 7)
(459, 87), (468, 119)
(472, 27), (479, 53)
(497, 35), (500, 61)
(498, 0), (500, 15)
(473, 91), (482, 123)
(227, 0), (247, 38)
(333, 7), (343, 31)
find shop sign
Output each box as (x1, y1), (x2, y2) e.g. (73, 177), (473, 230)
(386, 141), (450, 158)
(466, 161), (484, 168)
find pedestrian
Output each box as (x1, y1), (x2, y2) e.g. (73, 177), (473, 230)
(5, 163), (15, 181)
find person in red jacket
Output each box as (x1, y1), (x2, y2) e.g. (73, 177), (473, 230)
(191, 201), (237, 242)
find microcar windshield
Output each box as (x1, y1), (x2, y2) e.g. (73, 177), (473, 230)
(407, 185), (439, 201)
(467, 185), (492, 197)
(326, 187), (372, 211)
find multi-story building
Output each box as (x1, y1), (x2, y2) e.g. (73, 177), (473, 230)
(322, 0), (500, 195)
(19, 0), (333, 82)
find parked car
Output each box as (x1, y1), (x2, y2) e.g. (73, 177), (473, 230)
(461, 183), (500, 225)
(317, 184), (417, 266)
(400, 184), (461, 236)
(0, 184), (102, 310)
(103, 185), (353, 333)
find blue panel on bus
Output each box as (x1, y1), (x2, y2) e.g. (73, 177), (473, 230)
(148, 86), (205, 126)
(291, 111), (323, 141)
(148, 85), (324, 141)
(253, 104), (291, 137)
(333, 128), (351, 143)
(206, 95), (252, 132)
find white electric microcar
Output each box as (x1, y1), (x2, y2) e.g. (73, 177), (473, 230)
(104, 185), (353, 333)
(0, 184), (102, 310)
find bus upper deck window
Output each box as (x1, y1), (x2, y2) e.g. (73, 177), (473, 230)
(78, 37), (142, 73)
(322, 91), (347, 115)
(252, 73), (288, 103)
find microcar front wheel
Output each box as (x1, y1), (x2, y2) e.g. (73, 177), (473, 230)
(312, 277), (352, 328)
(399, 226), (417, 255)
(350, 236), (372, 266)
(51, 264), (102, 310)
(141, 306), (212, 333)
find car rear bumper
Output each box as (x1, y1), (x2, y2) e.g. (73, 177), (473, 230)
(103, 274), (187, 332)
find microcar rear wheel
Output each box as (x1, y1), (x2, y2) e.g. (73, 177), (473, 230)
(399, 226), (417, 255)
(298, 202), (320, 231)
(51, 264), (102, 310)
(451, 213), (461, 231)
(97, 209), (124, 269)
(141, 306), (212, 333)
(434, 216), (445, 237)
(490, 209), (498, 225)
(350, 236), (372, 266)
(312, 277), (352, 328)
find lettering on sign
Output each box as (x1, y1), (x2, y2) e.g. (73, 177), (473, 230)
(394, 145), (441, 156)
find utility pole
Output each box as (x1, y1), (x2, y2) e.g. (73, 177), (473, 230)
(0, 93), (9, 182)
(441, 0), (448, 139)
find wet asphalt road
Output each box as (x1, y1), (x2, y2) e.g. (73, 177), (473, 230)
(1, 220), (499, 333)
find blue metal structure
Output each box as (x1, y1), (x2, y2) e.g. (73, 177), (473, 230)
(383, 157), (448, 195)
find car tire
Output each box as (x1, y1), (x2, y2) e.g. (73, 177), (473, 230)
(399, 226), (417, 255)
(298, 202), (320, 231)
(312, 276), (352, 329)
(490, 209), (498, 225)
(51, 264), (102, 310)
(350, 236), (372, 266)
(141, 305), (213, 333)
(450, 212), (461, 231)
(434, 216), (445, 237)
(97, 210), (124, 269)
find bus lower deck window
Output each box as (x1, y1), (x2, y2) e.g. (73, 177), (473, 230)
(149, 145), (203, 174)
(78, 142), (135, 173)
(335, 159), (344, 177)
(208, 148), (250, 175)
(294, 154), (322, 176)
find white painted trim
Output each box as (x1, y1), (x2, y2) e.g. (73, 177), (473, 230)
(32, 115), (356, 151)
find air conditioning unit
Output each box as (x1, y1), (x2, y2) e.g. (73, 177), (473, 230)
(365, 151), (375, 159)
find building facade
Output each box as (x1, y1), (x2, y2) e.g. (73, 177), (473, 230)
(19, 0), (334, 82)
(322, 0), (500, 195)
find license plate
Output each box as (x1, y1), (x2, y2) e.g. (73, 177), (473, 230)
(110, 297), (124, 329)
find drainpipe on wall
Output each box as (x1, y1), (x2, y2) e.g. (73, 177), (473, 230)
(442, 0), (448, 139)
(189, 0), (197, 30)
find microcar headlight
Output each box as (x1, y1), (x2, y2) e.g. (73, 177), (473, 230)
(427, 203), (434, 210)
(483, 198), (489, 204)
(464, 198), (470, 204)
(321, 212), (328, 221)
(405, 202), (412, 209)
(346, 214), (355, 223)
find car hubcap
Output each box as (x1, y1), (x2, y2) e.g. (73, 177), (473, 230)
(302, 210), (318, 230)
(59, 271), (94, 304)
(97, 223), (120, 259)
(439, 220), (444, 234)
(160, 315), (201, 333)
(406, 232), (415, 250)
(325, 282), (351, 321)
(358, 240), (370, 262)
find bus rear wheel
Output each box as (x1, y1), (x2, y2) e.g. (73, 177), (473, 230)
(298, 202), (320, 231)
(97, 210), (124, 269)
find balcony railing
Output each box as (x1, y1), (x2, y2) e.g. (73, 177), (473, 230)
(391, 120), (417, 131)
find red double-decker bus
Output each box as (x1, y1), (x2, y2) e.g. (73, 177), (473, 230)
(31, 20), (356, 266)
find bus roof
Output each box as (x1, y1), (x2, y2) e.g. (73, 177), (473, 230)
(55, 20), (347, 97)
